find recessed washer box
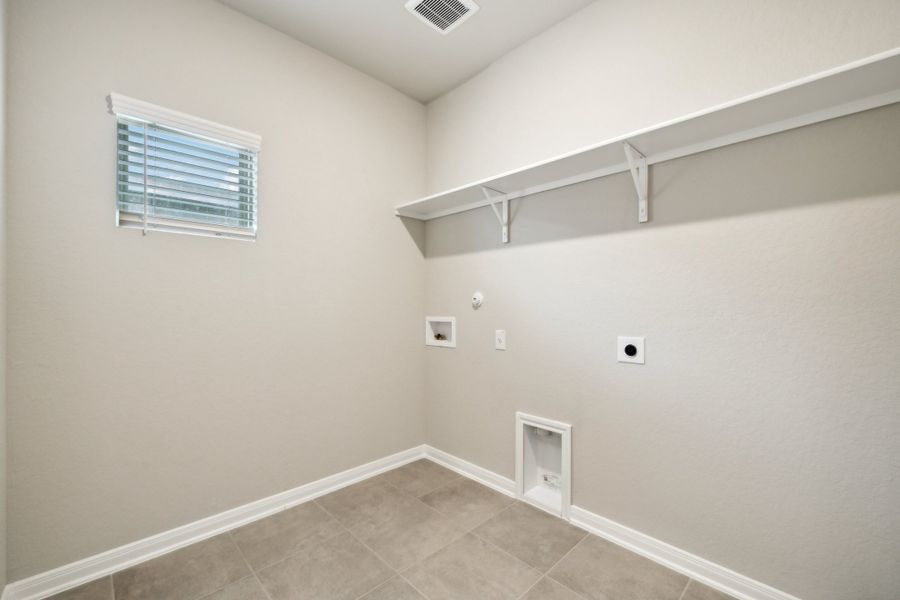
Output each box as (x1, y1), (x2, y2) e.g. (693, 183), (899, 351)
(516, 412), (571, 519)
(425, 317), (456, 348)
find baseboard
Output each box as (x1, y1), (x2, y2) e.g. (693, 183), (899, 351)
(423, 445), (516, 497)
(422, 445), (802, 600)
(567, 507), (802, 600)
(3, 444), (801, 600)
(1, 445), (427, 600)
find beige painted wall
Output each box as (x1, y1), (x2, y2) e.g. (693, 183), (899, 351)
(0, 0), (7, 589)
(424, 2), (900, 599)
(425, 106), (900, 600)
(427, 0), (900, 191)
(6, 0), (426, 580)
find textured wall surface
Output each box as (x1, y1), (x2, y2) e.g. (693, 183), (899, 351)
(425, 104), (900, 600)
(427, 0), (900, 191)
(424, 2), (900, 599)
(6, 0), (426, 580)
(0, 0), (7, 588)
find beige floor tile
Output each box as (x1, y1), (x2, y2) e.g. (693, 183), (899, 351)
(378, 459), (460, 497)
(682, 580), (739, 600)
(521, 577), (585, 600)
(45, 577), (113, 600)
(403, 533), (541, 600)
(201, 575), (269, 600)
(421, 477), (514, 530)
(353, 493), (465, 570)
(473, 502), (587, 572)
(230, 501), (343, 570)
(256, 532), (393, 600)
(113, 534), (250, 600)
(359, 576), (428, 599)
(548, 535), (688, 600)
(316, 477), (410, 530)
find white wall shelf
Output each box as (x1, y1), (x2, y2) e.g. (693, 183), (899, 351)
(395, 48), (900, 241)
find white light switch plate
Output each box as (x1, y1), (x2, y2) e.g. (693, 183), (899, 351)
(618, 336), (645, 364)
(495, 330), (507, 350)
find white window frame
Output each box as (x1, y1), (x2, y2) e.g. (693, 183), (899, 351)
(108, 93), (262, 240)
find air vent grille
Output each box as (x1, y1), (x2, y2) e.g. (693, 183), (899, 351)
(406, 0), (479, 34)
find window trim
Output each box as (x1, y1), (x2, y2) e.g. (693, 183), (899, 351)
(108, 93), (261, 151)
(109, 93), (261, 241)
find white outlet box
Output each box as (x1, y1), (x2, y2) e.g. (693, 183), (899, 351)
(495, 329), (507, 350)
(618, 336), (645, 364)
(425, 317), (456, 348)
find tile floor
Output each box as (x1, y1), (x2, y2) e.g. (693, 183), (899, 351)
(48, 459), (737, 600)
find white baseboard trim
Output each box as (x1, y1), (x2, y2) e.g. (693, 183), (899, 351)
(2, 444), (801, 600)
(567, 507), (802, 600)
(423, 445), (802, 600)
(423, 445), (515, 497)
(1, 445), (427, 600)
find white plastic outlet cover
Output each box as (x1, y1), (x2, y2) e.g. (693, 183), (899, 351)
(618, 336), (645, 364)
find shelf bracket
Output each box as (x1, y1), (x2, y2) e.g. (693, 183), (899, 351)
(623, 142), (649, 223)
(482, 186), (510, 243)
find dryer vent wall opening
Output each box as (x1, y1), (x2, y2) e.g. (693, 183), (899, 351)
(406, 0), (480, 34)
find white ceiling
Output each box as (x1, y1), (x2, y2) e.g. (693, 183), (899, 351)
(218, 0), (595, 102)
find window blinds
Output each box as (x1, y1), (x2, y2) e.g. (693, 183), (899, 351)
(116, 119), (258, 239)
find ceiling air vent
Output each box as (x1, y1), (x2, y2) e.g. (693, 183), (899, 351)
(405, 0), (479, 34)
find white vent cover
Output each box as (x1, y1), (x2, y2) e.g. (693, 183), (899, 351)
(405, 0), (479, 34)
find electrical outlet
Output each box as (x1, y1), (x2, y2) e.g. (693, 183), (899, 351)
(618, 336), (645, 364)
(495, 330), (507, 350)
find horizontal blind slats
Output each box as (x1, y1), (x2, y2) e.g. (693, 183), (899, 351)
(118, 151), (251, 184)
(117, 118), (257, 236)
(117, 192), (255, 217)
(119, 170), (252, 199)
(120, 125), (248, 162)
(118, 139), (254, 172)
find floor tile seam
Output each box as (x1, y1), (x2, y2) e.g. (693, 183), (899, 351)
(229, 514), (346, 575)
(512, 575), (545, 600)
(357, 483), (474, 543)
(396, 571), (438, 600)
(223, 533), (275, 600)
(467, 529), (546, 582)
(420, 484), (516, 534)
(540, 534), (594, 600)
(313, 498), (404, 600)
(460, 496), (518, 533)
(412, 466), (464, 499)
(471, 503), (589, 576)
(409, 491), (478, 531)
(677, 578), (693, 600)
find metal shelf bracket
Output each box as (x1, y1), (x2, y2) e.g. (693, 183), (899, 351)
(623, 142), (649, 223)
(482, 186), (510, 243)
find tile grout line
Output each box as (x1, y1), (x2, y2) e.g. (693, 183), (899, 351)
(512, 529), (591, 600)
(312, 499), (406, 600)
(314, 478), (479, 600)
(224, 533), (275, 600)
(413, 468), (464, 500)
(432, 489), (517, 534)
(324, 469), (511, 600)
(395, 571), (436, 600)
(678, 578), (693, 600)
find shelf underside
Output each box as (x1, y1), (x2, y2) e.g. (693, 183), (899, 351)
(396, 49), (900, 221)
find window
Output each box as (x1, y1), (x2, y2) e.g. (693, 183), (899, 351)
(109, 94), (260, 240)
